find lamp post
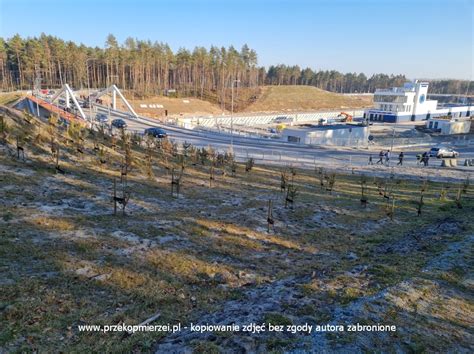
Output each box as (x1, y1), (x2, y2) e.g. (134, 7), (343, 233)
(85, 58), (96, 124)
(389, 126), (395, 167)
(230, 79), (240, 150)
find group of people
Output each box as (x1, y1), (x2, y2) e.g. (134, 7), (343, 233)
(368, 150), (404, 166)
(417, 152), (430, 166)
(368, 150), (429, 167)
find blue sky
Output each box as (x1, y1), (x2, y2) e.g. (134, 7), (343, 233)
(0, 0), (472, 79)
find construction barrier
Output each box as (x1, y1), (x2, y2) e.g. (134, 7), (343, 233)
(464, 159), (474, 166)
(441, 159), (457, 167)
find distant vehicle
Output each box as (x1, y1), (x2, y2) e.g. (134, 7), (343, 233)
(58, 117), (70, 127)
(82, 100), (90, 108)
(96, 113), (108, 124)
(273, 116), (293, 124)
(318, 118), (329, 125)
(428, 147), (459, 158)
(337, 112), (353, 122)
(144, 127), (167, 138)
(111, 118), (127, 129)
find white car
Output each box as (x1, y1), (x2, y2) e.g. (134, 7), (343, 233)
(428, 147), (459, 158)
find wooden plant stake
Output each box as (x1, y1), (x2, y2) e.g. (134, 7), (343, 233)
(325, 173), (336, 194)
(55, 144), (65, 174)
(113, 177), (130, 216)
(285, 184), (297, 209)
(417, 180), (427, 217)
(267, 199), (274, 233)
(245, 158), (254, 173)
(439, 185), (447, 201)
(209, 165), (215, 188)
(16, 136), (25, 161)
(387, 195), (396, 220)
(281, 171), (288, 192)
(316, 167), (324, 190)
(231, 160), (237, 177)
(98, 146), (108, 170)
(113, 178), (117, 215)
(0, 115), (6, 143)
(50, 137), (57, 161)
(111, 134), (117, 150)
(171, 167), (184, 197)
(455, 187), (463, 209)
(76, 139), (84, 159)
(120, 158), (128, 184)
(360, 176), (368, 207)
(374, 178), (385, 197)
(146, 147), (153, 179)
(462, 177), (470, 194)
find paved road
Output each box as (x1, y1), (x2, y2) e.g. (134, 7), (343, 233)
(92, 105), (474, 169)
(34, 99), (474, 179)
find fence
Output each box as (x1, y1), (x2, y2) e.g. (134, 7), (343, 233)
(371, 135), (474, 148)
(194, 110), (365, 127)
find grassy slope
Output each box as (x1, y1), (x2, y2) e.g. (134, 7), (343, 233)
(111, 86), (373, 118)
(103, 95), (226, 119)
(0, 93), (23, 106)
(243, 85), (373, 113)
(0, 106), (472, 352)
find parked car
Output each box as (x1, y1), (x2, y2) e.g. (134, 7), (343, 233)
(111, 118), (127, 129)
(96, 113), (108, 124)
(428, 147), (459, 158)
(144, 127), (167, 138)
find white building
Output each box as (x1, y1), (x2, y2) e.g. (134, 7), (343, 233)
(282, 124), (368, 146)
(364, 81), (472, 123)
(425, 116), (471, 135)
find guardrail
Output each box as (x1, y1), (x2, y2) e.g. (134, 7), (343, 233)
(26, 95), (86, 125)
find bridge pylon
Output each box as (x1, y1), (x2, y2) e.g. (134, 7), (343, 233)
(50, 84), (87, 120)
(92, 85), (138, 118)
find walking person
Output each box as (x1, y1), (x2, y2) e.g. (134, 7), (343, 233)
(384, 150), (390, 166)
(376, 150), (384, 165)
(397, 151), (404, 166)
(422, 152), (428, 166)
(368, 154), (374, 165)
(416, 154), (422, 165)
